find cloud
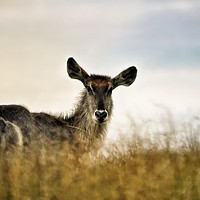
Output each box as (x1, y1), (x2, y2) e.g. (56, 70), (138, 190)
(0, 0), (199, 122)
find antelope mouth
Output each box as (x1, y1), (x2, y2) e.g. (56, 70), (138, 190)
(94, 119), (107, 124)
(92, 116), (108, 124)
(93, 119), (107, 124)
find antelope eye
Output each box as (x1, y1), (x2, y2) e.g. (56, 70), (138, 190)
(86, 86), (93, 95)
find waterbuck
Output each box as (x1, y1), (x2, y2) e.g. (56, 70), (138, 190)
(0, 57), (137, 150)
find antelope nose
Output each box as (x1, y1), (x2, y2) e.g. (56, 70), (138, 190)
(95, 110), (108, 123)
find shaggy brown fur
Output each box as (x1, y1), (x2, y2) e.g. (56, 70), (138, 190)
(0, 58), (137, 150)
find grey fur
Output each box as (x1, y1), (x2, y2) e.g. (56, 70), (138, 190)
(0, 58), (137, 150)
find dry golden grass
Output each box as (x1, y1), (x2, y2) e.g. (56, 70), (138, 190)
(0, 117), (200, 200)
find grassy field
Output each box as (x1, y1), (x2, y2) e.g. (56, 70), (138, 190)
(0, 117), (200, 200)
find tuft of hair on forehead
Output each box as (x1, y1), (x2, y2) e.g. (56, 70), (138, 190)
(90, 74), (111, 81)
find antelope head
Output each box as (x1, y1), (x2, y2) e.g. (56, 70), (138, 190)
(67, 57), (137, 124)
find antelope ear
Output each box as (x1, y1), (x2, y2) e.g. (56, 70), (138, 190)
(112, 66), (137, 89)
(0, 118), (6, 133)
(67, 57), (89, 85)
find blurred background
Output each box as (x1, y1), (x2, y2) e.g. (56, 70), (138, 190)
(0, 0), (200, 139)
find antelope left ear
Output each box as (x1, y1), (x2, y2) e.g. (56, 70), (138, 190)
(112, 66), (137, 89)
(67, 57), (89, 85)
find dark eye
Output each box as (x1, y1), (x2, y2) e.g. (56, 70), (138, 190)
(86, 86), (93, 95)
(107, 87), (113, 95)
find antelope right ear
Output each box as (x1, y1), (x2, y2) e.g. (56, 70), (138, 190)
(112, 66), (137, 89)
(67, 57), (89, 85)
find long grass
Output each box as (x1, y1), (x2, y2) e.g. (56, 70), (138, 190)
(0, 116), (200, 200)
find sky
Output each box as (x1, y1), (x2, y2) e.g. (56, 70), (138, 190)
(0, 0), (200, 138)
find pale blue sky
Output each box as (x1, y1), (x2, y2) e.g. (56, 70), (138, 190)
(0, 0), (200, 136)
(1, 0), (199, 71)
